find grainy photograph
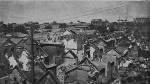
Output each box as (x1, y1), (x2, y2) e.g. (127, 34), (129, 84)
(0, 0), (150, 84)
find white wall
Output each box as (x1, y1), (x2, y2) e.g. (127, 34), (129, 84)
(90, 47), (95, 60)
(63, 39), (77, 53)
(19, 50), (30, 71)
(120, 60), (133, 67)
(5, 54), (17, 68)
(62, 30), (71, 36)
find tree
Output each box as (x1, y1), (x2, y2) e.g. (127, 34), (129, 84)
(14, 25), (28, 34)
(97, 25), (108, 35)
(7, 23), (13, 32)
(112, 22), (118, 25)
(24, 23), (30, 27)
(77, 20), (80, 23)
(89, 24), (96, 30)
(44, 25), (52, 29)
(33, 24), (40, 30)
(52, 21), (57, 24)
(59, 23), (67, 28)
(0, 21), (3, 25)
(0, 22), (3, 33)
(146, 21), (150, 42)
(34, 22), (39, 24)
(70, 22), (73, 24)
(109, 26), (115, 33)
(1, 24), (11, 34)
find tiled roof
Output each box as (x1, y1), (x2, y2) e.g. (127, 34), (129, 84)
(0, 33), (5, 37)
(0, 56), (12, 78)
(147, 44), (150, 50)
(10, 38), (22, 45)
(116, 46), (127, 54)
(68, 30), (77, 35)
(22, 70), (31, 80)
(107, 49), (119, 55)
(13, 32), (28, 38)
(51, 29), (62, 33)
(36, 70), (61, 84)
(12, 66), (27, 79)
(4, 43), (13, 46)
(92, 61), (107, 71)
(67, 28), (81, 34)
(34, 33), (47, 41)
(84, 30), (95, 35)
(24, 36), (38, 45)
(0, 38), (8, 47)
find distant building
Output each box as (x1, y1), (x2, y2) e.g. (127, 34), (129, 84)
(51, 24), (60, 29)
(102, 19), (109, 26)
(84, 30), (96, 39)
(134, 17), (150, 24)
(67, 22), (90, 29)
(91, 19), (102, 27)
(12, 32), (28, 38)
(134, 17), (150, 41)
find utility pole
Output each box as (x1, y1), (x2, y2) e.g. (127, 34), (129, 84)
(117, 17), (121, 33)
(30, 22), (35, 84)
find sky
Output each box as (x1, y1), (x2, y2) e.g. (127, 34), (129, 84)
(0, 0), (150, 23)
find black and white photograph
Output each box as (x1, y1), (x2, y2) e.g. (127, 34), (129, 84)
(0, 0), (150, 84)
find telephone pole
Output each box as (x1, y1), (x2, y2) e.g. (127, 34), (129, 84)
(117, 17), (121, 33)
(30, 23), (35, 84)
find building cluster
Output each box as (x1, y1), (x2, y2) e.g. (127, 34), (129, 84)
(0, 17), (150, 84)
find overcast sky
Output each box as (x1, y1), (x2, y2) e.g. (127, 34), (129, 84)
(0, 0), (149, 23)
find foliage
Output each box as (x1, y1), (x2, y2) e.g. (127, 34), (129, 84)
(0, 24), (12, 34)
(109, 26), (116, 33)
(44, 25), (52, 29)
(59, 23), (67, 28)
(89, 24), (96, 30)
(52, 21), (57, 24)
(14, 25), (28, 34)
(96, 25), (108, 35)
(70, 22), (73, 24)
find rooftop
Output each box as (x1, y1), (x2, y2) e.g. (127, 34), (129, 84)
(91, 19), (102, 21)
(84, 30), (95, 35)
(10, 38), (22, 45)
(0, 38), (8, 47)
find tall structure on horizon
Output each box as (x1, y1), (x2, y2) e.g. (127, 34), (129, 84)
(134, 17), (150, 24)
(91, 19), (103, 27)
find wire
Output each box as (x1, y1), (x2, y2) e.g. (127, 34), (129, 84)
(58, 2), (139, 22)
(2, 1), (139, 23)
(36, 2), (130, 22)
